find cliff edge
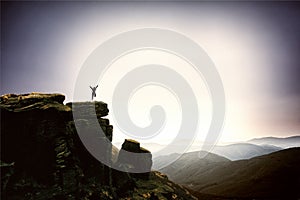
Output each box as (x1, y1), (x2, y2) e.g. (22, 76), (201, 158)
(0, 93), (196, 200)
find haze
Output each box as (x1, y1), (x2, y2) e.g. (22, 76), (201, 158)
(1, 2), (300, 151)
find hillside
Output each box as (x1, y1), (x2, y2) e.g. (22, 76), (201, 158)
(160, 148), (300, 199)
(157, 151), (230, 181)
(0, 93), (196, 200)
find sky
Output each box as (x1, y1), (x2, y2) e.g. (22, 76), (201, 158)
(1, 2), (300, 151)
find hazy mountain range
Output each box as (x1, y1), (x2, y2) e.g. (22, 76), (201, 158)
(159, 148), (300, 199)
(150, 136), (299, 169)
(152, 136), (300, 199)
(153, 142), (283, 169)
(248, 135), (300, 148)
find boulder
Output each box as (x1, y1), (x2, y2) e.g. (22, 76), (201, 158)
(117, 139), (152, 179)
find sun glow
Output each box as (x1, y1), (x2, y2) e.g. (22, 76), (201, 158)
(48, 3), (284, 149)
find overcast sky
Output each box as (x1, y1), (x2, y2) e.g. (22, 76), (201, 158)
(1, 2), (300, 147)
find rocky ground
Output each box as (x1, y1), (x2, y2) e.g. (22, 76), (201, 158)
(0, 93), (196, 200)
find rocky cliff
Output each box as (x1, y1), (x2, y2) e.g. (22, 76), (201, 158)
(0, 93), (196, 200)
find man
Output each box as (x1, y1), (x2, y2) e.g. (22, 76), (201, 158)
(90, 85), (98, 100)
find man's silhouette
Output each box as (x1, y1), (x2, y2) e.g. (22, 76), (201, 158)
(90, 85), (98, 100)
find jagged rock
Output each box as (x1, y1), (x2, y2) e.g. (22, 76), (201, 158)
(130, 171), (197, 200)
(1, 93), (197, 200)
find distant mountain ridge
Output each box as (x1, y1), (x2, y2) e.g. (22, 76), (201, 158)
(211, 142), (282, 160)
(248, 135), (300, 148)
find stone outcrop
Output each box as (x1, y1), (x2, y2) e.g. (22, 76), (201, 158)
(1, 93), (197, 200)
(1, 93), (113, 199)
(117, 139), (152, 179)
